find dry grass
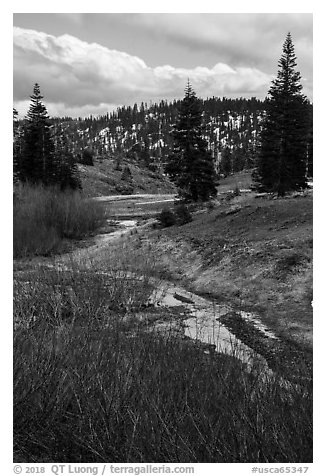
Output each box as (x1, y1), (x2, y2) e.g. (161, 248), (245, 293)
(13, 184), (108, 258)
(14, 259), (312, 463)
(146, 184), (313, 346)
(78, 158), (175, 197)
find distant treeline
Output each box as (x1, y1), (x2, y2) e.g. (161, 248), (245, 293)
(51, 97), (268, 175)
(17, 96), (312, 178)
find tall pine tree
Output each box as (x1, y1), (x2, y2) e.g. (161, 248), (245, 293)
(253, 33), (311, 196)
(165, 81), (217, 201)
(20, 84), (58, 185)
(18, 84), (80, 189)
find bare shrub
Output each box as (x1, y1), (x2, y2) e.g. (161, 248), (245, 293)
(13, 183), (107, 257)
(14, 301), (313, 462)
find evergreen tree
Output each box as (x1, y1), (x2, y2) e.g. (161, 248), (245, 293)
(165, 81), (217, 201)
(53, 129), (81, 190)
(253, 33), (311, 196)
(81, 147), (94, 166)
(244, 141), (257, 170)
(18, 84), (80, 189)
(220, 147), (232, 177)
(20, 84), (57, 185)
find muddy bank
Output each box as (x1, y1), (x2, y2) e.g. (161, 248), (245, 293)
(219, 312), (312, 383)
(143, 193), (313, 348)
(70, 213), (311, 382)
(147, 281), (311, 383)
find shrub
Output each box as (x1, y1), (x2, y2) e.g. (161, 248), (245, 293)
(157, 207), (176, 227)
(174, 203), (192, 224)
(157, 204), (192, 228)
(121, 165), (132, 182)
(13, 183), (107, 257)
(13, 288), (313, 462)
(81, 148), (94, 166)
(13, 251), (313, 463)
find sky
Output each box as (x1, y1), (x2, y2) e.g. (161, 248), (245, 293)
(13, 12), (313, 118)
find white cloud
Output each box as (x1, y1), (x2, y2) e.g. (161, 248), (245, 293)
(14, 26), (275, 117)
(14, 100), (121, 119)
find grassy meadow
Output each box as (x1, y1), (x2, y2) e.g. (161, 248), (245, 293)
(13, 174), (313, 463)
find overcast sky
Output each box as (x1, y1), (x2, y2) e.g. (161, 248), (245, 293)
(13, 13), (313, 118)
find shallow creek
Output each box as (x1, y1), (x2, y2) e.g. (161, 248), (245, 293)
(149, 281), (278, 372)
(56, 217), (280, 372)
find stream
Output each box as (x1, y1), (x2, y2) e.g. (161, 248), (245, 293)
(101, 218), (280, 372)
(149, 281), (277, 373)
(56, 216), (280, 373)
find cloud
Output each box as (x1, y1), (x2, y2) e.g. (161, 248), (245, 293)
(14, 27), (151, 106)
(128, 13), (313, 73)
(14, 26), (280, 117)
(14, 100), (120, 119)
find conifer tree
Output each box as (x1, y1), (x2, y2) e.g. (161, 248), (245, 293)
(165, 81), (217, 201)
(53, 129), (81, 190)
(220, 146), (232, 177)
(18, 84), (80, 189)
(253, 33), (311, 195)
(20, 83), (57, 185)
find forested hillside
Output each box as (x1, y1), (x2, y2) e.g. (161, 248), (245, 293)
(15, 95), (313, 185)
(47, 97), (269, 176)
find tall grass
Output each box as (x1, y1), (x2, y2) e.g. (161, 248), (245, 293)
(13, 183), (107, 258)
(14, 264), (313, 463)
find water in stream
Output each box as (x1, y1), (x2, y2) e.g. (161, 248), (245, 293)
(150, 282), (277, 372)
(55, 217), (279, 373)
(92, 219), (279, 372)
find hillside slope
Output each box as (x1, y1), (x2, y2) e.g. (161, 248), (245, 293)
(145, 177), (313, 347)
(78, 156), (175, 197)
